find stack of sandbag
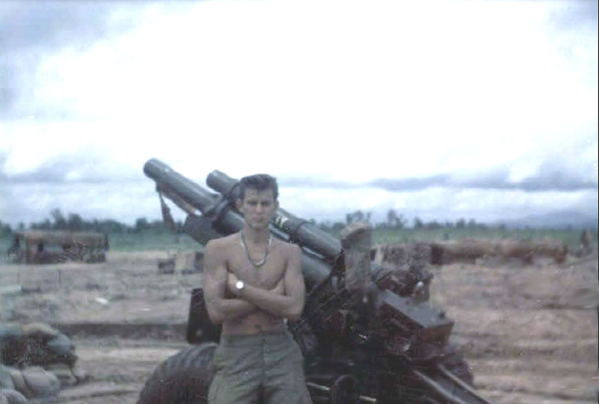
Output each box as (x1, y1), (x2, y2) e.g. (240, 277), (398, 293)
(0, 389), (27, 404)
(0, 323), (78, 369)
(0, 322), (88, 402)
(1, 364), (60, 403)
(0, 365), (27, 403)
(43, 362), (87, 387)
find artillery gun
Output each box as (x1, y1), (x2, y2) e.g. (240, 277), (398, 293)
(138, 159), (495, 404)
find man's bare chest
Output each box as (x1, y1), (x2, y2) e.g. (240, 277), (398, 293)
(227, 246), (287, 288)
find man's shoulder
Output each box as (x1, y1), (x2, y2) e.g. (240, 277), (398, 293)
(273, 238), (301, 256)
(206, 233), (239, 251)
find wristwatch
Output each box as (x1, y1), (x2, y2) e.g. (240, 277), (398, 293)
(235, 280), (245, 293)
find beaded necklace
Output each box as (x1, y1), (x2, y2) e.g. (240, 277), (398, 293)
(240, 230), (272, 267)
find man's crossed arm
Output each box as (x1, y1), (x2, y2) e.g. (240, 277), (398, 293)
(227, 243), (305, 322)
(203, 240), (305, 324)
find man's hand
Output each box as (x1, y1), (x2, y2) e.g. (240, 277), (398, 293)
(271, 278), (285, 295)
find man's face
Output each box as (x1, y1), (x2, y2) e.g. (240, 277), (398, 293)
(237, 188), (278, 230)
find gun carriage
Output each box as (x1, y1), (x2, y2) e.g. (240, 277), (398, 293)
(138, 158), (495, 404)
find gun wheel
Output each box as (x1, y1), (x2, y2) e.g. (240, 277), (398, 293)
(137, 343), (217, 404)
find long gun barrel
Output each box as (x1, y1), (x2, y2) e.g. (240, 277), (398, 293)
(143, 158), (331, 287)
(206, 170), (343, 260)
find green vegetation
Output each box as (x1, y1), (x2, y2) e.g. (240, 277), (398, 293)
(1, 208), (596, 255)
(373, 227), (593, 249)
(0, 210), (198, 254)
(316, 209), (597, 250)
(107, 231), (201, 252)
(1, 224), (595, 254)
(0, 235), (11, 256)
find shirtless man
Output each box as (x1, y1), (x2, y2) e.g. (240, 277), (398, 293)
(203, 174), (313, 404)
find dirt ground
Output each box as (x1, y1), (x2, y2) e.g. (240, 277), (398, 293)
(1, 249), (597, 404)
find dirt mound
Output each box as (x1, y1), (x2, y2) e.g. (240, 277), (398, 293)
(373, 238), (571, 267)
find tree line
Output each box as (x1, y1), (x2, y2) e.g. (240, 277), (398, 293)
(0, 208), (492, 238)
(0, 209), (183, 236)
(313, 209), (491, 232)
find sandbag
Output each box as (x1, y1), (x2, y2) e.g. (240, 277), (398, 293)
(0, 366), (15, 390)
(1, 323), (77, 368)
(45, 364), (77, 386)
(0, 389), (28, 404)
(21, 323), (60, 339)
(2, 364), (61, 399)
(0, 326), (22, 341)
(46, 334), (76, 360)
(20, 366), (60, 399)
(4, 368), (25, 395)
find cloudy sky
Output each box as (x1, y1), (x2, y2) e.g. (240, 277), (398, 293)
(0, 0), (597, 227)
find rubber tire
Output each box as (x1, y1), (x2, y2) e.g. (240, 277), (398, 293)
(440, 344), (474, 385)
(137, 343), (217, 404)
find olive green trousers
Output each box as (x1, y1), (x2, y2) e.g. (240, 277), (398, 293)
(208, 330), (312, 404)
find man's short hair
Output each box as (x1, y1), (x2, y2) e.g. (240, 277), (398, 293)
(239, 174), (279, 201)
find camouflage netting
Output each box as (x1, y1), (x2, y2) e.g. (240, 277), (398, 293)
(0, 323), (87, 402)
(0, 323), (77, 368)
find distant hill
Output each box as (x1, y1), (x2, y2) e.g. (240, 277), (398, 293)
(497, 210), (598, 229)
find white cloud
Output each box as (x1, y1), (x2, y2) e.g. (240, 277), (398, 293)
(9, 2), (592, 173)
(1, 0), (596, 226)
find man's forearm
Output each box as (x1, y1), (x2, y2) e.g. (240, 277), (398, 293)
(211, 298), (257, 324)
(238, 284), (302, 320)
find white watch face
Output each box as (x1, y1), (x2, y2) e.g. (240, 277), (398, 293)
(236, 280), (244, 290)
